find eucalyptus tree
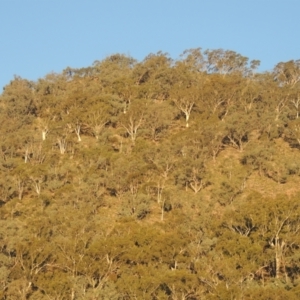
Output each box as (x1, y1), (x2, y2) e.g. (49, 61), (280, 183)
(223, 111), (256, 152)
(273, 60), (300, 87)
(204, 49), (260, 77)
(92, 53), (137, 88)
(178, 47), (206, 73)
(198, 74), (244, 123)
(285, 118), (300, 148)
(143, 100), (176, 141)
(220, 193), (300, 282)
(1, 76), (37, 129)
(133, 51), (174, 101)
(119, 100), (146, 144)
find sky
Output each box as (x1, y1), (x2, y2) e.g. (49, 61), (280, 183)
(1, 0), (299, 90)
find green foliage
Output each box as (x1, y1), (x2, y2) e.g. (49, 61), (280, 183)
(1, 48), (300, 298)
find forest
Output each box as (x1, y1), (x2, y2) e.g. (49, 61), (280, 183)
(1, 48), (300, 299)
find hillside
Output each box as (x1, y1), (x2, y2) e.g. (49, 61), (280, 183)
(1, 49), (300, 299)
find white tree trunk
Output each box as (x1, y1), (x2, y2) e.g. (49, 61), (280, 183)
(42, 129), (48, 141)
(57, 138), (67, 154)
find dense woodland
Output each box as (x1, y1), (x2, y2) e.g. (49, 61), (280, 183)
(1, 48), (300, 299)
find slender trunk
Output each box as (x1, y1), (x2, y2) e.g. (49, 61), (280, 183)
(185, 114), (190, 128)
(157, 181), (164, 203)
(275, 237), (285, 279)
(75, 125), (81, 142)
(190, 179), (203, 193)
(57, 138), (67, 154)
(31, 180), (41, 197)
(42, 129), (48, 141)
(17, 181), (24, 200)
(24, 147), (30, 163)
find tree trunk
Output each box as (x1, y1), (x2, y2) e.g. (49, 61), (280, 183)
(275, 237), (285, 279)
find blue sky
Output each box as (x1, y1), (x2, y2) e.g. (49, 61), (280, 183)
(1, 0), (299, 90)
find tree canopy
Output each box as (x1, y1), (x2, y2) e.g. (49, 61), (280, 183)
(1, 48), (300, 299)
